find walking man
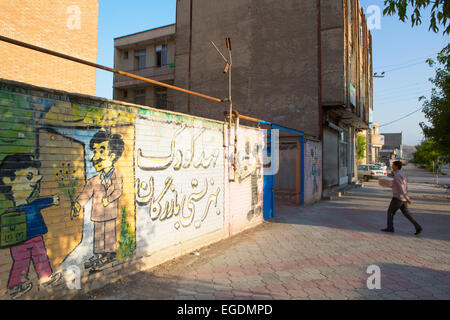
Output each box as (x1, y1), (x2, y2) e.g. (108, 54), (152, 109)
(381, 160), (423, 235)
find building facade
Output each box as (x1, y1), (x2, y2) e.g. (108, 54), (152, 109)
(173, 0), (373, 192)
(380, 132), (403, 161)
(358, 122), (384, 165)
(113, 24), (176, 110)
(369, 122), (385, 164)
(0, 0), (98, 95)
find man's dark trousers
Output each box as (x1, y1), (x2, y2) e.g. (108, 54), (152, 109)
(387, 197), (421, 231)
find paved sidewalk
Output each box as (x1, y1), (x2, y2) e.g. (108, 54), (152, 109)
(76, 181), (450, 300)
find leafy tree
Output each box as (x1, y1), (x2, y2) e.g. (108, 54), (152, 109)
(357, 134), (366, 160)
(419, 44), (450, 159)
(383, 0), (450, 35)
(412, 140), (443, 170)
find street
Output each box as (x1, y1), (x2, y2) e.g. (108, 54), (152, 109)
(76, 164), (450, 300)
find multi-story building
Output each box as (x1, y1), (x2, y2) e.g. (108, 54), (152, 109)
(173, 0), (373, 192)
(359, 122), (385, 164)
(380, 132), (403, 161)
(368, 122), (385, 164)
(0, 0), (98, 95)
(113, 24), (176, 109)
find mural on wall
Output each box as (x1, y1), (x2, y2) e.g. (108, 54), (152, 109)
(0, 82), (267, 299)
(0, 154), (62, 299)
(227, 126), (264, 237)
(70, 130), (124, 271)
(0, 85), (136, 298)
(304, 140), (322, 203)
(135, 114), (224, 255)
(236, 140), (263, 221)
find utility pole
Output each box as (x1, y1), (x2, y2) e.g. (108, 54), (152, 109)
(211, 38), (233, 128)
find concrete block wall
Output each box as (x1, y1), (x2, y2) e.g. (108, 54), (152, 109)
(174, 0), (320, 137)
(0, 79), (264, 299)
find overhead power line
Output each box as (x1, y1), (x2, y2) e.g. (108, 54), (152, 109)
(375, 52), (438, 70)
(374, 81), (429, 94)
(378, 106), (424, 128)
(375, 91), (429, 103)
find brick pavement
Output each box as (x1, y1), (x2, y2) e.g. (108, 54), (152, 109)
(75, 181), (450, 300)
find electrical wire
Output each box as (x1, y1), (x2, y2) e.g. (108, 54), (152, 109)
(374, 82), (429, 94)
(378, 106), (424, 128)
(374, 52), (439, 70)
(375, 91), (429, 103)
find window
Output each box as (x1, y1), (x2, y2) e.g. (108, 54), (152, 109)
(155, 88), (167, 109)
(134, 89), (146, 105)
(155, 44), (168, 67)
(340, 130), (349, 171)
(123, 51), (128, 60)
(123, 90), (128, 98)
(134, 49), (146, 70)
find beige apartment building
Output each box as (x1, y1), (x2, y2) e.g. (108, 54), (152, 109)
(358, 122), (385, 165)
(368, 122), (385, 164)
(113, 24), (176, 109)
(0, 0), (98, 96)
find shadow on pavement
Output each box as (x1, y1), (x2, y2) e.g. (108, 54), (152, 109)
(270, 185), (450, 242)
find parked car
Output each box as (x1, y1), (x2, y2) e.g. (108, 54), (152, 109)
(358, 164), (388, 181)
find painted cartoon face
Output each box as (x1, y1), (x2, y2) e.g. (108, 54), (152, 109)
(4, 167), (42, 202)
(91, 141), (115, 172)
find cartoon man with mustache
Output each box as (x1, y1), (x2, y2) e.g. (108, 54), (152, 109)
(71, 130), (124, 270)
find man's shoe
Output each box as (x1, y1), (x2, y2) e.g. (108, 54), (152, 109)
(415, 227), (423, 235)
(40, 272), (62, 288)
(381, 228), (394, 233)
(84, 254), (102, 269)
(106, 252), (117, 263)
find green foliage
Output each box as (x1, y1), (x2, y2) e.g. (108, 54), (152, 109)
(412, 140), (443, 170)
(419, 45), (450, 159)
(116, 207), (135, 261)
(383, 0), (450, 35)
(357, 135), (366, 160)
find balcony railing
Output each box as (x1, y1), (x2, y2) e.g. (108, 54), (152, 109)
(113, 64), (174, 86)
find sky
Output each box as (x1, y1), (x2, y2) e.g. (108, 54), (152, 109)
(95, 0), (449, 146)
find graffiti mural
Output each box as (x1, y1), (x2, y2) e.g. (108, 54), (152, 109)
(236, 140), (263, 221)
(228, 126), (264, 235)
(71, 130), (124, 271)
(0, 81), (267, 299)
(0, 84), (136, 297)
(304, 140), (322, 204)
(135, 114), (224, 255)
(0, 154), (62, 299)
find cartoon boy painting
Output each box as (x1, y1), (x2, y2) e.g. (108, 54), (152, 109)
(0, 154), (61, 299)
(71, 130), (124, 270)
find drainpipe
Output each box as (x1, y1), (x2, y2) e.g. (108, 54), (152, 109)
(317, 0), (324, 196)
(187, 0), (193, 113)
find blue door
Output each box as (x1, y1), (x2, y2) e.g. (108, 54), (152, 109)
(263, 130), (275, 220)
